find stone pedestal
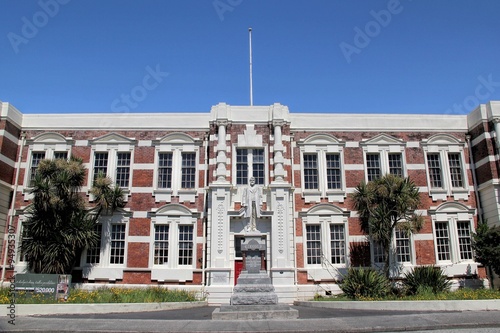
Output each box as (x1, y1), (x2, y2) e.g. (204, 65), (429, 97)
(230, 235), (278, 305)
(213, 234), (298, 320)
(230, 271), (278, 305)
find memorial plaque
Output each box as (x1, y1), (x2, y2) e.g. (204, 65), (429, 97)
(246, 250), (261, 274)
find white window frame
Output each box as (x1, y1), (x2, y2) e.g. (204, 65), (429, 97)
(394, 228), (412, 264)
(298, 134), (346, 203)
(151, 218), (196, 268)
(301, 204), (349, 269)
(90, 151), (133, 189)
(88, 133), (136, 193)
(370, 227), (415, 268)
(24, 132), (73, 190)
(431, 205), (475, 265)
(360, 134), (406, 183)
(149, 204), (199, 282)
(79, 211), (130, 281)
(153, 133), (201, 203)
(422, 134), (469, 201)
(304, 221), (347, 267)
(81, 214), (129, 269)
(305, 224), (322, 265)
(153, 223), (170, 266)
(232, 146), (268, 187)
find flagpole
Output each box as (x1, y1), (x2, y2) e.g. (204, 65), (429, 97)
(249, 27), (253, 106)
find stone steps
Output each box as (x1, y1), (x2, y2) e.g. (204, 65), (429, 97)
(212, 305), (299, 320)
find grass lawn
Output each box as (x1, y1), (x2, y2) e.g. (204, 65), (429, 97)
(0, 286), (199, 304)
(314, 288), (500, 301)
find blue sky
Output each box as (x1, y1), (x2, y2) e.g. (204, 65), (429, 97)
(1, 0), (500, 114)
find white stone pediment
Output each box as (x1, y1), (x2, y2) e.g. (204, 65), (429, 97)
(304, 203), (348, 216)
(361, 133), (404, 146)
(152, 203), (195, 216)
(29, 132), (70, 143)
(155, 132), (199, 145)
(432, 202), (473, 214)
(423, 134), (462, 146)
(299, 133), (344, 146)
(90, 133), (136, 145)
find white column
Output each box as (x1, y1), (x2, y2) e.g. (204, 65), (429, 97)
(273, 120), (285, 182)
(215, 120), (228, 182)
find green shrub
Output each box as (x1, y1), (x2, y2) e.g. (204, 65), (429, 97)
(403, 266), (452, 295)
(0, 286), (198, 304)
(339, 267), (390, 299)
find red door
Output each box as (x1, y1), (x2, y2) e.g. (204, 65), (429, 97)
(234, 260), (244, 284)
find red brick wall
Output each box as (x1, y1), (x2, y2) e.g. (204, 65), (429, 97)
(0, 161), (15, 184)
(134, 146), (155, 163)
(291, 130), (477, 282)
(0, 120), (20, 184)
(132, 170), (153, 187)
(296, 243), (304, 268)
(0, 136), (18, 162)
(129, 218), (150, 236)
(127, 243), (149, 268)
(297, 271), (308, 284)
(121, 271), (152, 284)
(7, 125), (482, 286)
(415, 240), (436, 265)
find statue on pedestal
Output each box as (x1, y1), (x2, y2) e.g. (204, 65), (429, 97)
(242, 177), (262, 232)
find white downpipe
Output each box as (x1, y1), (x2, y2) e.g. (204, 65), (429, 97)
(1, 132), (25, 283)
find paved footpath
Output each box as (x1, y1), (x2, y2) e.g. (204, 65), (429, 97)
(1, 305), (500, 333)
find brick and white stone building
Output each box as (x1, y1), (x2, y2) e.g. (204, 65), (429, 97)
(1, 100), (499, 303)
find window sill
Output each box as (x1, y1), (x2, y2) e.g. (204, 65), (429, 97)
(178, 189), (197, 194)
(178, 189), (197, 203)
(429, 188), (447, 201)
(302, 190), (346, 203)
(153, 189), (173, 203)
(429, 188), (469, 201)
(305, 266), (345, 280)
(153, 189), (198, 203)
(82, 266), (124, 281)
(302, 190), (321, 203)
(326, 190), (346, 203)
(151, 267), (194, 282)
(451, 188), (469, 200)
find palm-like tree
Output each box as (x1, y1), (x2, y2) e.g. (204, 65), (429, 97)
(351, 174), (423, 278)
(21, 157), (125, 274)
(90, 172), (126, 216)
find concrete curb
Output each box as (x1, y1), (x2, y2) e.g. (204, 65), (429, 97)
(294, 299), (500, 311)
(1, 301), (208, 316)
(4, 299), (500, 318)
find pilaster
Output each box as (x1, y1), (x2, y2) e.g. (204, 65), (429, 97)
(268, 183), (295, 285)
(207, 183), (232, 286)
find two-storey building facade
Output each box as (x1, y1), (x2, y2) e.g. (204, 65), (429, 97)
(1, 100), (499, 303)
